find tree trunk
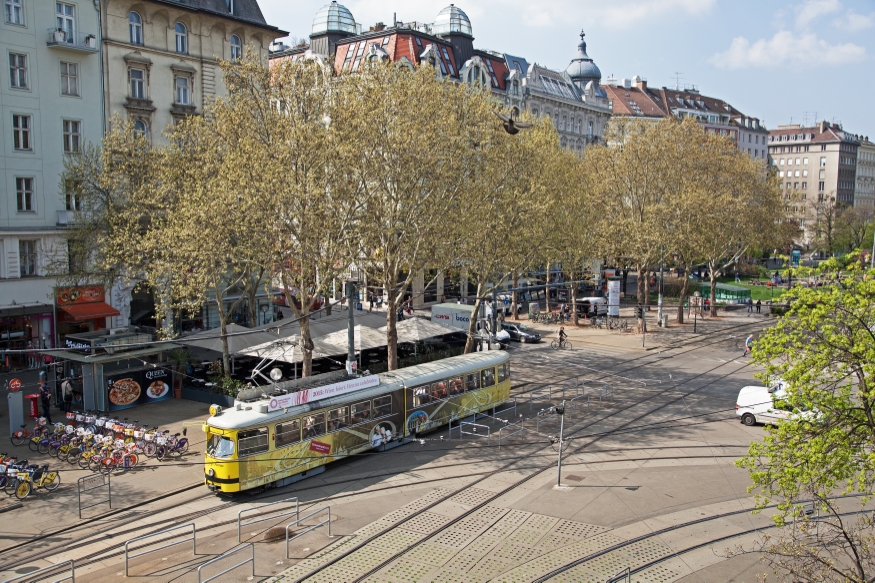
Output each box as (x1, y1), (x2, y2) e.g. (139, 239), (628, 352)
(677, 267), (690, 324)
(544, 262), (551, 313)
(299, 315), (313, 377)
(637, 265), (645, 303)
(644, 271), (651, 306)
(385, 288), (399, 370)
(464, 282), (484, 354)
(511, 272), (519, 321)
(572, 279), (579, 326)
(709, 262), (718, 317)
(219, 317), (230, 376)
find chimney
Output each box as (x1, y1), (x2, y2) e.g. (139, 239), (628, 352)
(632, 75), (646, 89)
(622, 78), (631, 90)
(820, 121), (828, 133)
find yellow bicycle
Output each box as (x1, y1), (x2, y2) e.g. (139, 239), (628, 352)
(13, 464), (61, 500)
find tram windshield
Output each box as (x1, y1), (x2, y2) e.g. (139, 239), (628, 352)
(207, 434), (235, 458)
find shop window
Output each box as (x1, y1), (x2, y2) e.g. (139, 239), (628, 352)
(328, 406), (348, 431)
(237, 427), (269, 456)
(303, 412), (326, 438)
(351, 400), (371, 423)
(481, 367), (496, 388)
(275, 419), (300, 447)
(466, 372), (479, 391)
(373, 395), (392, 417)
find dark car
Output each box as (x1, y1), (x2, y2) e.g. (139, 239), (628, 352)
(501, 322), (542, 343)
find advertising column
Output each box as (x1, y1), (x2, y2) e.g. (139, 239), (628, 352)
(607, 278), (621, 317)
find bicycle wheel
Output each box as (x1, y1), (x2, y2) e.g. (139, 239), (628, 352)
(550, 340), (559, 350)
(41, 471), (60, 491)
(99, 459), (114, 475)
(0, 475), (7, 490)
(176, 440), (189, 456)
(563, 341), (572, 350)
(144, 442), (157, 458)
(10, 433), (25, 447)
(28, 437), (40, 452)
(4, 477), (19, 496)
(126, 453), (139, 466)
(15, 480), (31, 500)
(67, 448), (81, 465)
(37, 441), (51, 456)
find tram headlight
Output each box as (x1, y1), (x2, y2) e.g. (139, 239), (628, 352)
(207, 468), (215, 477)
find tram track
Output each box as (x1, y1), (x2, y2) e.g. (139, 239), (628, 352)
(0, 317), (766, 579)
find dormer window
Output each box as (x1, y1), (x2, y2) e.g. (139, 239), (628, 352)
(226, 0), (235, 15)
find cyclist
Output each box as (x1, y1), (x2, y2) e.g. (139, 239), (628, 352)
(743, 334), (754, 357)
(558, 326), (568, 346)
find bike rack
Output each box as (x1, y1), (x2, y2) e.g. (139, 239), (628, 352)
(497, 417), (525, 449)
(197, 543), (254, 583)
(459, 422), (490, 442)
(1, 560), (74, 583)
(285, 506), (332, 558)
(238, 497), (299, 542)
(124, 522), (196, 576)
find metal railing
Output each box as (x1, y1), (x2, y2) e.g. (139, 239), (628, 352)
(285, 506), (332, 558)
(124, 523), (196, 576)
(497, 416), (525, 448)
(238, 497), (299, 542)
(535, 409), (559, 433)
(568, 393), (590, 410)
(77, 473), (110, 518)
(529, 386), (553, 410)
(459, 421), (490, 442)
(2, 560), (74, 583)
(45, 28), (98, 51)
(606, 566), (631, 583)
(197, 543), (254, 583)
(583, 380), (614, 402)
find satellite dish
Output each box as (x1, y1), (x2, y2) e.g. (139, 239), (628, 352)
(270, 368), (283, 381)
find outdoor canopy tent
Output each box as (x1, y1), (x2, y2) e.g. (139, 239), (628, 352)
(317, 325), (387, 352)
(176, 323), (281, 354)
(240, 335), (349, 364)
(377, 317), (460, 344)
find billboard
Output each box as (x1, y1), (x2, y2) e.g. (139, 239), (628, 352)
(106, 367), (174, 412)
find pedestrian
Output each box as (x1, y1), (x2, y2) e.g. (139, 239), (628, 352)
(747, 297), (753, 315)
(368, 294), (374, 313)
(397, 308), (405, 321)
(743, 334), (754, 357)
(26, 341), (36, 369)
(735, 270), (741, 283)
(61, 377), (73, 413)
(39, 381), (53, 424)
(755, 299), (761, 313)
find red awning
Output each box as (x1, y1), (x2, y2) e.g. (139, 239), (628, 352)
(59, 302), (121, 322)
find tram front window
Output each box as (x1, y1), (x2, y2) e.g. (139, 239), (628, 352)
(207, 434), (235, 458)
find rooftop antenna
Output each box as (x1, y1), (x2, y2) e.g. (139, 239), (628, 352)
(674, 72), (683, 90)
(393, 12), (396, 26)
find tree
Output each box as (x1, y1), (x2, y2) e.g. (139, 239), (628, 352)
(733, 270), (875, 582)
(836, 206), (874, 253)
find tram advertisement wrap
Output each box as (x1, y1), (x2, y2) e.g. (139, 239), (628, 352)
(405, 382), (509, 435)
(106, 368), (174, 411)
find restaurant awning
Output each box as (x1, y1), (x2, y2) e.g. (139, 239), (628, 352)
(59, 302), (121, 321)
(177, 323), (281, 354)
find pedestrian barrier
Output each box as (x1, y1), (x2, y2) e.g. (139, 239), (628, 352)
(2, 560), (74, 583)
(497, 416), (525, 449)
(606, 566), (631, 583)
(568, 393), (590, 410)
(529, 387), (553, 410)
(583, 380), (613, 402)
(124, 523), (196, 576)
(238, 497), (299, 542)
(285, 506), (332, 558)
(492, 398), (517, 421)
(197, 543), (254, 583)
(535, 410), (559, 433)
(562, 379), (582, 399)
(77, 473), (110, 518)
(459, 422), (490, 442)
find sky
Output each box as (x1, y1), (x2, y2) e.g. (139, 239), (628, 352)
(259, 0), (874, 138)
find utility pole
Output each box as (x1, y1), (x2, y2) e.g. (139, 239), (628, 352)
(556, 400), (566, 487)
(346, 281), (356, 375)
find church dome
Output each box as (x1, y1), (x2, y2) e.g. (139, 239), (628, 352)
(566, 30), (601, 85)
(433, 4), (473, 36)
(312, 1), (357, 35)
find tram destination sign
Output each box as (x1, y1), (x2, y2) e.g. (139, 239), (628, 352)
(268, 375), (381, 412)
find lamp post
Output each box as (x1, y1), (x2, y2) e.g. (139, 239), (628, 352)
(346, 281), (356, 375)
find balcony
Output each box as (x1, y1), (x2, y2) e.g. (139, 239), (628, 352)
(46, 29), (98, 53)
(57, 210), (75, 226)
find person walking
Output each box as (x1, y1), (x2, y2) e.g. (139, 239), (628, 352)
(61, 378), (73, 413)
(39, 381), (53, 424)
(735, 270), (741, 283)
(747, 297), (753, 315)
(755, 299), (761, 314)
(368, 293), (374, 313)
(743, 334), (754, 357)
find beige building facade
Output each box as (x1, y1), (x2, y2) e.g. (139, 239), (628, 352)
(855, 137), (875, 210)
(100, 0), (284, 143)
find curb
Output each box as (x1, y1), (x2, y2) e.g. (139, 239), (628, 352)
(0, 501), (22, 514)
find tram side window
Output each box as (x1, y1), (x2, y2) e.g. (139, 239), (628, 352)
(238, 427), (269, 457)
(413, 386), (429, 407)
(498, 362), (508, 383)
(449, 377), (464, 395)
(373, 395), (392, 417)
(275, 419), (301, 447)
(431, 381), (448, 401)
(328, 407), (349, 432)
(303, 412), (326, 439)
(351, 400), (371, 423)
(481, 367), (496, 388)
(466, 372), (480, 392)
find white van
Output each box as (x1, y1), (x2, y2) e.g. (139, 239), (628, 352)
(736, 380), (811, 426)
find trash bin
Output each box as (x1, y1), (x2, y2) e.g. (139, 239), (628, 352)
(24, 394), (40, 418)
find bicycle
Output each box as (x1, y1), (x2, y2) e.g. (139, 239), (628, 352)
(12, 464), (61, 499)
(10, 418), (48, 449)
(155, 428), (189, 460)
(550, 339), (573, 350)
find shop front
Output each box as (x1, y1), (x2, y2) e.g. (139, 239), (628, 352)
(0, 304), (53, 371)
(56, 286), (120, 348)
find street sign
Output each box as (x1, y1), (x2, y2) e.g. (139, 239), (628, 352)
(8, 378), (22, 392)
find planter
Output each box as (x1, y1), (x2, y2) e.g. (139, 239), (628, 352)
(86, 36), (96, 48)
(53, 30), (66, 43)
(173, 387), (182, 399)
(180, 386), (235, 407)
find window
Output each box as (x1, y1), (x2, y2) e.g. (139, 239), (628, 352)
(303, 413), (325, 438)
(822, 144), (827, 151)
(794, 182), (799, 189)
(466, 372), (479, 391)
(431, 381), (448, 401)
(226, 0), (235, 14)
(795, 170), (800, 177)
(56, 3), (75, 45)
(449, 378), (464, 395)
(787, 158), (793, 166)
(803, 170), (808, 177)
(174, 76), (190, 105)
(60, 61), (79, 96)
(802, 182), (807, 190)
(481, 367), (496, 388)
(415, 36), (422, 47)
(16, 177), (34, 211)
(561, 116), (567, 131)
(351, 401), (371, 423)
(12, 114), (31, 150)
(786, 182), (791, 190)
(803, 157), (808, 165)
(328, 407), (348, 431)
(175, 22), (187, 54)
(64, 177), (81, 211)
(130, 68), (145, 99)
(230, 34), (241, 61)
(5, 0), (23, 24)
(779, 159), (784, 165)
(819, 169), (825, 179)
(820, 156), (826, 167)
(412, 386), (429, 407)
(207, 434), (234, 458)
(237, 427), (269, 457)
(795, 158), (800, 165)
(62, 119), (80, 153)
(19, 240), (37, 276)
(498, 362), (509, 383)
(819, 181), (825, 191)
(9, 53), (27, 89)
(382, 36), (390, 46)
(129, 12), (142, 45)
(275, 419), (300, 447)
(779, 171), (784, 178)
(133, 119), (147, 136)
(373, 395), (392, 417)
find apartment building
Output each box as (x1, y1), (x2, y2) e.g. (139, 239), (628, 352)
(855, 136), (875, 210)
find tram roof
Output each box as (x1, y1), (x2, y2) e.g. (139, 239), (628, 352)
(205, 351), (509, 430)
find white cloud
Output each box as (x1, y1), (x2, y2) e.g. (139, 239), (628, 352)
(710, 30), (866, 69)
(832, 10), (875, 31)
(794, 0), (842, 30)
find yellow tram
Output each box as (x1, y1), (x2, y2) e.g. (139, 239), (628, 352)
(203, 351), (510, 493)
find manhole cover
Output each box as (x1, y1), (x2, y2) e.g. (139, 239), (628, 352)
(565, 475), (584, 482)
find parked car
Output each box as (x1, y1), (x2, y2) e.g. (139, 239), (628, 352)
(501, 322), (542, 343)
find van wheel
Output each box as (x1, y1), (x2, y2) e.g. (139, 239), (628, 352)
(741, 414), (756, 426)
